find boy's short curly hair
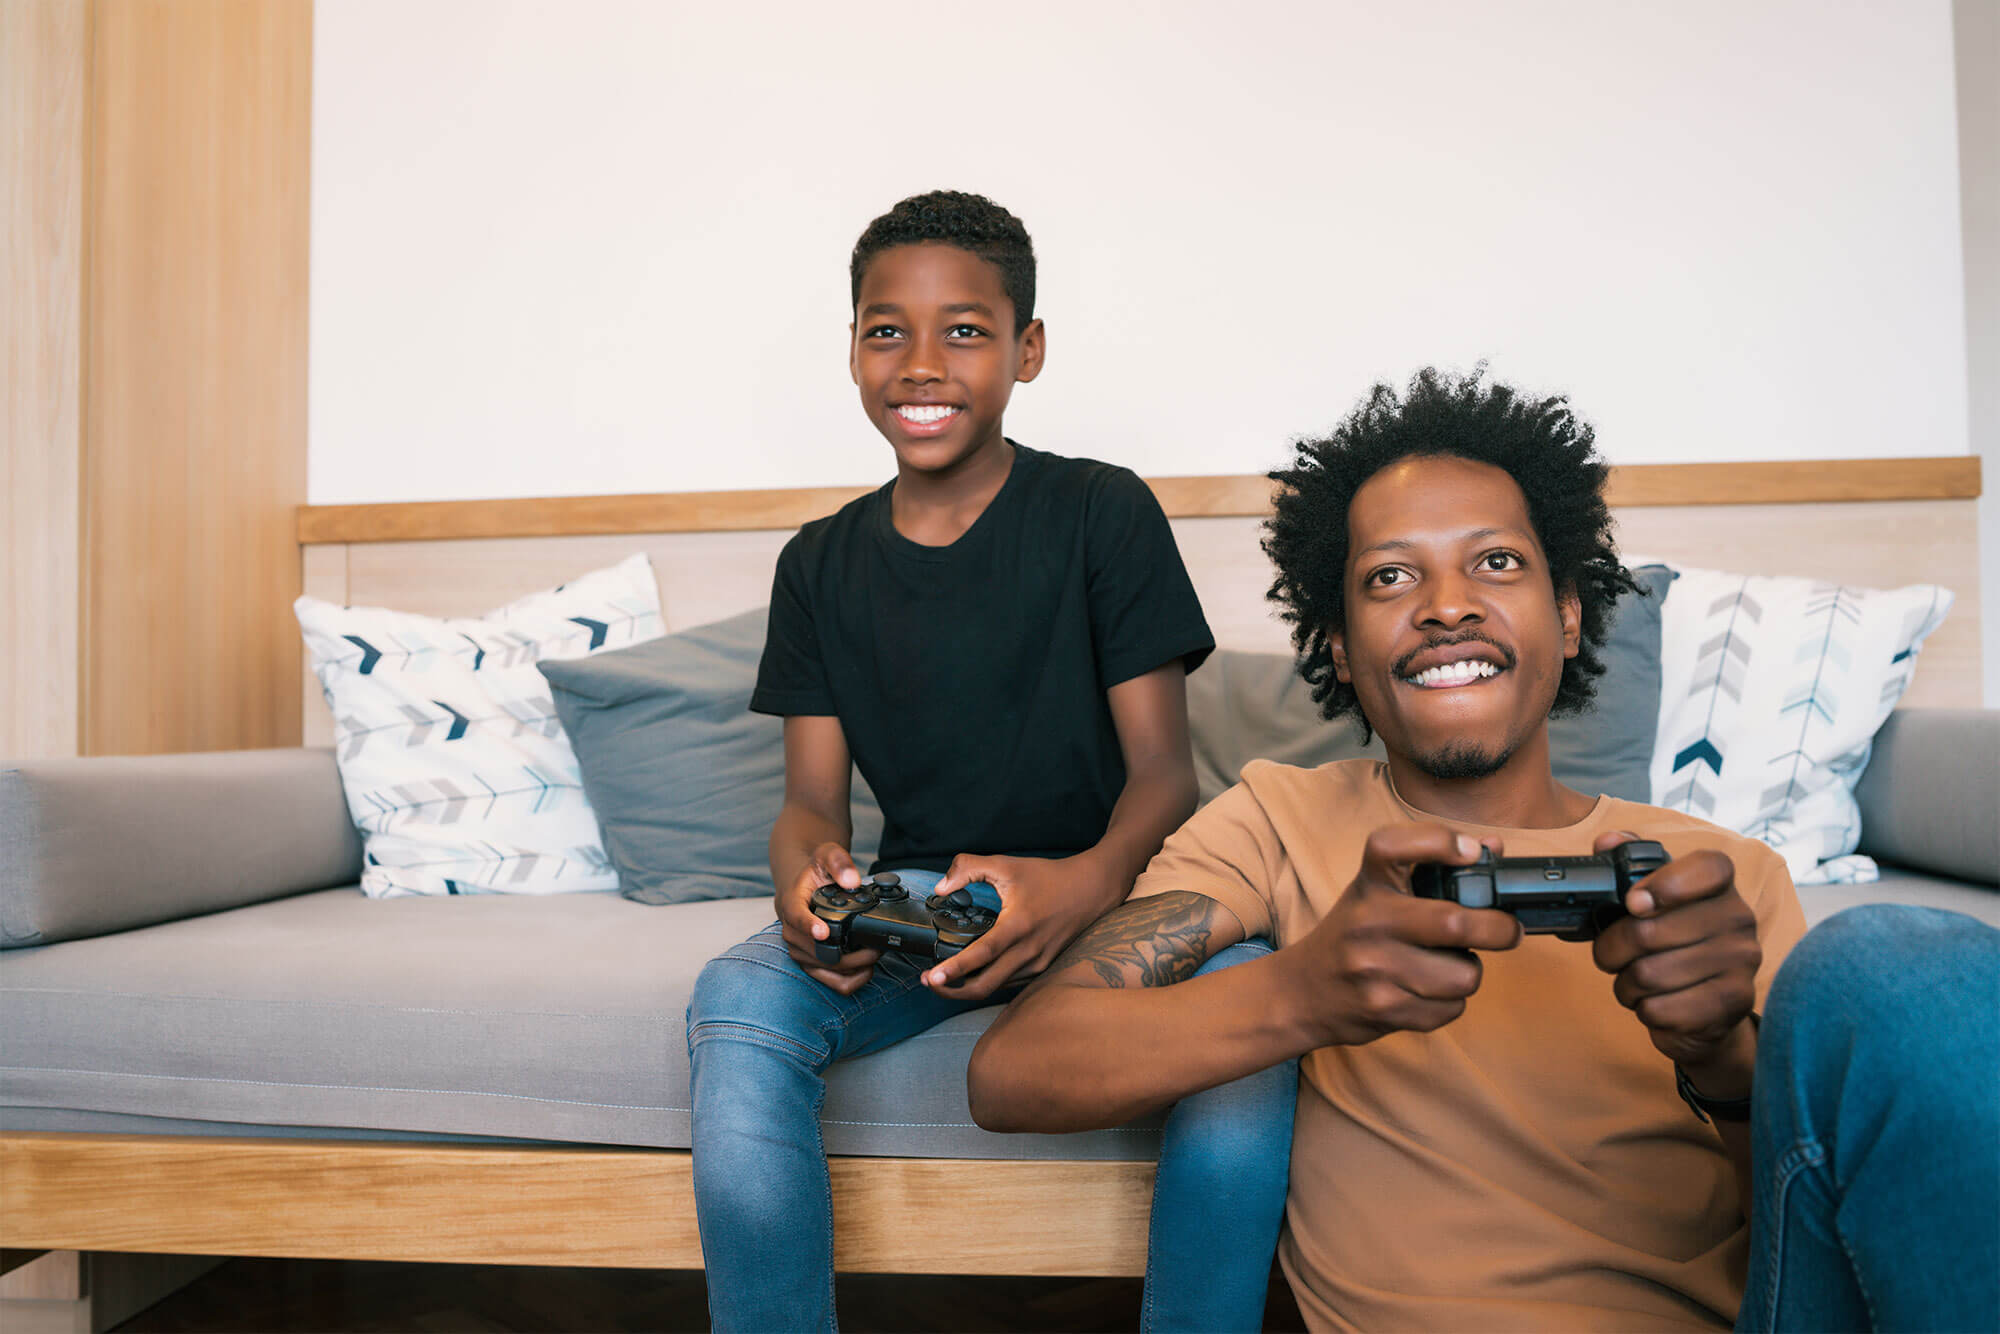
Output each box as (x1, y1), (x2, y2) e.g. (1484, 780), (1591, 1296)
(850, 191), (1036, 334)
(1263, 366), (1640, 734)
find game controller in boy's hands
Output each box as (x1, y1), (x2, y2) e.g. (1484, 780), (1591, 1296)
(809, 873), (999, 965)
(1410, 840), (1669, 942)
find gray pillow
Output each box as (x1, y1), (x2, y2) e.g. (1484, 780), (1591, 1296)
(1188, 564), (1674, 805)
(538, 607), (883, 906)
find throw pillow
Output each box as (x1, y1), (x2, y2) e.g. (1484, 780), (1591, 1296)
(539, 607), (884, 905)
(295, 552), (665, 897)
(1647, 564), (1953, 885)
(1187, 564), (1675, 806)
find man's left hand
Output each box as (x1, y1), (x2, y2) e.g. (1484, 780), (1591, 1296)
(921, 854), (1117, 1001)
(1591, 832), (1762, 1093)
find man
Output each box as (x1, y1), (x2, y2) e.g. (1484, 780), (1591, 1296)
(969, 367), (1807, 1331)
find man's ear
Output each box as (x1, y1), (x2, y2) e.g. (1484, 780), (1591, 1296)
(1328, 626), (1351, 683)
(1559, 583), (1582, 660)
(1015, 318), (1046, 383)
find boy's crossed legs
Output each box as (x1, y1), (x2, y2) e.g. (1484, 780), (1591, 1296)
(687, 868), (1296, 1333)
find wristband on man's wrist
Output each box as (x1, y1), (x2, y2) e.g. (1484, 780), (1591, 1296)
(1675, 1013), (1759, 1124)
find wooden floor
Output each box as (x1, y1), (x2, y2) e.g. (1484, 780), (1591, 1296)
(109, 1258), (1307, 1332)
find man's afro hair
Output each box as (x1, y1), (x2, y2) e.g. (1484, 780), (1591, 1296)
(850, 190), (1036, 335)
(1262, 365), (1641, 734)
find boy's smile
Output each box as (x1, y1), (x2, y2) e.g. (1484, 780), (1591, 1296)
(851, 242), (1044, 481)
(1329, 455), (1581, 790)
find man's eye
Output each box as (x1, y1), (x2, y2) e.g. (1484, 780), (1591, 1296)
(1367, 568), (1406, 587)
(1480, 552), (1523, 571)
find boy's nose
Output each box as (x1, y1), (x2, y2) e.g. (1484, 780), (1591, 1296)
(899, 335), (945, 383)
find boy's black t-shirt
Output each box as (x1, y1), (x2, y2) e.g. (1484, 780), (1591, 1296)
(752, 443), (1215, 874)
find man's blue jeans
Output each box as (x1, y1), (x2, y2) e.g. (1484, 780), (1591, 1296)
(1739, 904), (2000, 1333)
(687, 869), (1298, 1333)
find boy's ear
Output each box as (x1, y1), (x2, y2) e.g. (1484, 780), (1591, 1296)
(1558, 582), (1582, 659)
(1015, 318), (1046, 384)
(849, 322), (859, 385)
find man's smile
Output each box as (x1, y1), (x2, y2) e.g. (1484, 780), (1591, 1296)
(1396, 637), (1516, 689)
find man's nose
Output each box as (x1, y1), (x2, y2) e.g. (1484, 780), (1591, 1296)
(1416, 569), (1484, 629)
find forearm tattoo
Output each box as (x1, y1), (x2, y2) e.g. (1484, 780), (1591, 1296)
(1028, 891), (1220, 993)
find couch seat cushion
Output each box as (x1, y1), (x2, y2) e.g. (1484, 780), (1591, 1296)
(0, 889), (1162, 1159)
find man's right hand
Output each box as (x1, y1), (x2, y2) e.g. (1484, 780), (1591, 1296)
(776, 841), (881, 994)
(1287, 824), (1523, 1048)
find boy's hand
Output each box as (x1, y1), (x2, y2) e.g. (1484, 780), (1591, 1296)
(776, 842), (880, 995)
(1282, 825), (1522, 1048)
(1590, 832), (1761, 1094)
(922, 854), (1119, 1001)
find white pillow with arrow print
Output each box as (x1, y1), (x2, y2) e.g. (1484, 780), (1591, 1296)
(1646, 564), (1952, 885)
(295, 552), (665, 898)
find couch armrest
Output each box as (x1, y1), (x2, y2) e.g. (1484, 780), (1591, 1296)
(1854, 709), (2000, 888)
(0, 748), (363, 948)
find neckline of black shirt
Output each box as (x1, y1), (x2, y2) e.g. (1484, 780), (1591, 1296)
(868, 440), (1041, 564)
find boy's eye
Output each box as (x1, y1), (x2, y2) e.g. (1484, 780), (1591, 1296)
(945, 324), (985, 340)
(862, 325), (903, 340)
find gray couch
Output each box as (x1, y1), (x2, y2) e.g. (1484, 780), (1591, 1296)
(4, 706), (1995, 1163)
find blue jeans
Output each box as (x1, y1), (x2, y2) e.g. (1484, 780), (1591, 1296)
(687, 869), (1297, 1333)
(1739, 905), (2000, 1333)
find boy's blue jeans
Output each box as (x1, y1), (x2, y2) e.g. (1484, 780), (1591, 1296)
(687, 870), (1297, 1333)
(1739, 904), (2000, 1333)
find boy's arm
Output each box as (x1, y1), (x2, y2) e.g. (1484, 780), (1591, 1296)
(922, 661), (1199, 998)
(770, 714), (881, 995)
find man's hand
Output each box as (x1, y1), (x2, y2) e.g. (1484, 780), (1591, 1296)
(775, 841), (880, 995)
(1285, 824), (1522, 1048)
(922, 854), (1121, 1001)
(1591, 831), (1761, 1094)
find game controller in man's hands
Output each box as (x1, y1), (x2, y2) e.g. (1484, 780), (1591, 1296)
(1410, 840), (1669, 941)
(809, 873), (999, 965)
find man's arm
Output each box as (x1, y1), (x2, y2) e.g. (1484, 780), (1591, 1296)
(921, 662), (1199, 998)
(970, 825), (1521, 1133)
(1590, 832), (1763, 1201)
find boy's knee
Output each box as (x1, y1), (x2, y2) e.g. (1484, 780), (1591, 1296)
(686, 943), (826, 1058)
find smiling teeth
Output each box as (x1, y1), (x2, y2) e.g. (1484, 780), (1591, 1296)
(1408, 660), (1501, 687)
(897, 404), (960, 424)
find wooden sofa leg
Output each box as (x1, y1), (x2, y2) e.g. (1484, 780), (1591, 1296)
(0, 1250), (222, 1334)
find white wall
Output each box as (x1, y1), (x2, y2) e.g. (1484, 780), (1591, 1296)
(309, 0), (1970, 506)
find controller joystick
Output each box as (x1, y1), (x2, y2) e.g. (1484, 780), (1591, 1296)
(1411, 840), (1668, 942)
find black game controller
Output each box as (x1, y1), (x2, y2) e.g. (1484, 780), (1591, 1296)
(1410, 840), (1668, 941)
(809, 873), (999, 965)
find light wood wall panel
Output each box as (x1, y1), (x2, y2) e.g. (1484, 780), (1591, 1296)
(2, 0), (87, 762)
(81, 0), (310, 756)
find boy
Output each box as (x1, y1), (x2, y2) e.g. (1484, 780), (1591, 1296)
(685, 191), (1295, 1333)
(970, 367), (1814, 1329)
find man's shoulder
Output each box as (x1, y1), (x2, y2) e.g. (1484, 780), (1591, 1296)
(1239, 755), (1386, 794)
